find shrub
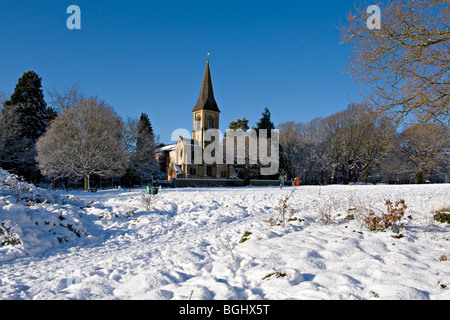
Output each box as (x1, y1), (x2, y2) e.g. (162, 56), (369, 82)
(317, 194), (347, 225)
(344, 214), (355, 222)
(362, 199), (411, 232)
(220, 238), (235, 261)
(239, 231), (252, 243)
(319, 206), (333, 225)
(265, 189), (298, 227)
(434, 212), (450, 224)
(125, 209), (136, 217)
(141, 191), (157, 212)
(0, 223), (22, 247)
(262, 269), (287, 280)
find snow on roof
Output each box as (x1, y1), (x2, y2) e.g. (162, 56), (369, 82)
(179, 138), (201, 147)
(156, 144), (176, 153)
(173, 164), (183, 174)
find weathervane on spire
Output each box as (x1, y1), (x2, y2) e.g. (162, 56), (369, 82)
(207, 52), (210, 61)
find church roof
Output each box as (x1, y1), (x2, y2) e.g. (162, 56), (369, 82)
(192, 61), (220, 113)
(155, 144), (176, 153)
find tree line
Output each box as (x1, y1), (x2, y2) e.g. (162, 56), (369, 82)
(278, 104), (449, 185)
(229, 103), (449, 185)
(0, 71), (161, 190)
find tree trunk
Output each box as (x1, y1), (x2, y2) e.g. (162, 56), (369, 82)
(84, 174), (90, 191)
(363, 166), (370, 183)
(243, 165), (250, 186)
(415, 170), (424, 184)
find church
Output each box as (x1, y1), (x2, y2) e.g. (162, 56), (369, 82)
(155, 60), (236, 183)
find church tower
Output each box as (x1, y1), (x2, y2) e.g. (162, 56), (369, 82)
(192, 60), (220, 149)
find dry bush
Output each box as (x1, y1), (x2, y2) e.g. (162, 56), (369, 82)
(318, 204), (334, 225)
(317, 193), (357, 225)
(434, 204), (450, 214)
(220, 238), (236, 261)
(362, 199), (411, 232)
(262, 269), (287, 280)
(140, 191), (157, 212)
(265, 190), (298, 227)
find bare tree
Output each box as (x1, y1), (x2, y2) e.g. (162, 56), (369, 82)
(36, 97), (128, 190)
(398, 122), (449, 183)
(340, 0), (450, 125)
(279, 121), (303, 179)
(279, 104), (397, 185)
(47, 83), (85, 113)
(0, 91), (8, 108)
(336, 104), (396, 183)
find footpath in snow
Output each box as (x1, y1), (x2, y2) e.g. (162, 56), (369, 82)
(0, 169), (449, 300)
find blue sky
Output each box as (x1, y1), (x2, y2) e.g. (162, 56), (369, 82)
(0, 0), (366, 144)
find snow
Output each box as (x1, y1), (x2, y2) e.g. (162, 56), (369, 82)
(155, 144), (176, 153)
(0, 168), (449, 300)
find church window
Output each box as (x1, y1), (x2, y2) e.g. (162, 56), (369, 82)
(196, 115), (201, 131)
(208, 117), (214, 130)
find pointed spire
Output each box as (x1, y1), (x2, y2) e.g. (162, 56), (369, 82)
(192, 60), (220, 113)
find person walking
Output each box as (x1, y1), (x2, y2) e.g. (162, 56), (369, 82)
(279, 175), (284, 189)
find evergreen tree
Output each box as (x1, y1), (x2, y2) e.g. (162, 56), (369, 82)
(137, 113), (154, 152)
(4, 71), (55, 140)
(133, 113), (160, 184)
(0, 71), (54, 182)
(255, 107), (279, 179)
(229, 118), (250, 131)
(255, 107), (275, 137)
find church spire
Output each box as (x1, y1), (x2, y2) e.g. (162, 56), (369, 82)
(192, 60), (220, 113)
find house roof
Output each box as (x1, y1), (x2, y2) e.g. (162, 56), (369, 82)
(192, 61), (220, 113)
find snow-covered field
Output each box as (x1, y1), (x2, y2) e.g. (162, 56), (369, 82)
(1, 169), (449, 300)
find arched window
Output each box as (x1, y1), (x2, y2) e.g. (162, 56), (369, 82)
(196, 115), (201, 131)
(208, 117), (214, 129)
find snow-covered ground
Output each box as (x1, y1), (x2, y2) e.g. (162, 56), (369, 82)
(1, 169), (449, 300)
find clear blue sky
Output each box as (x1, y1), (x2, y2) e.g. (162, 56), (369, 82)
(0, 0), (365, 144)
